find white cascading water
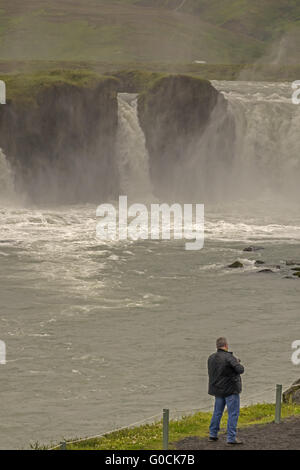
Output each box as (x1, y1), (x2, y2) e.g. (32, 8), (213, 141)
(215, 81), (300, 200)
(115, 83), (300, 204)
(177, 96), (235, 202)
(177, 81), (300, 202)
(116, 93), (153, 200)
(0, 147), (16, 204)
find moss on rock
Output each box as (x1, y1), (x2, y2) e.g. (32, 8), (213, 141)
(109, 70), (166, 93)
(1, 69), (118, 105)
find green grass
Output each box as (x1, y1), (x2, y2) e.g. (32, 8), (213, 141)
(0, 0), (298, 66)
(1, 63), (299, 111)
(139, 0), (300, 41)
(1, 63), (300, 92)
(43, 403), (300, 450)
(0, 69), (118, 104)
(110, 70), (167, 93)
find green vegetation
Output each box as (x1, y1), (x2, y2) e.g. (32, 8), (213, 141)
(139, 0), (300, 45)
(0, 1), (298, 66)
(1, 60), (299, 111)
(42, 403), (300, 450)
(138, 73), (213, 119)
(110, 70), (166, 93)
(177, 0), (300, 41)
(1, 63), (300, 100)
(0, 69), (118, 104)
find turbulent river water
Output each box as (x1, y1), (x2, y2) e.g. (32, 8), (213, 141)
(0, 81), (300, 449)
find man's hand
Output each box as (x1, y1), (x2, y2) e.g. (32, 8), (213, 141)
(229, 355), (244, 374)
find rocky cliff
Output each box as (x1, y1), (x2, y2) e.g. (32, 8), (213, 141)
(0, 71), (119, 204)
(138, 74), (234, 201)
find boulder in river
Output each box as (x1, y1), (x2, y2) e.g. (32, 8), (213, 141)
(255, 260), (265, 266)
(286, 260), (300, 266)
(293, 271), (300, 278)
(258, 269), (274, 273)
(243, 246), (264, 252)
(283, 379), (300, 405)
(227, 261), (244, 268)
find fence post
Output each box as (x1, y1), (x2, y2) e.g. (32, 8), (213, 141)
(60, 441), (67, 450)
(163, 409), (169, 450)
(275, 384), (282, 424)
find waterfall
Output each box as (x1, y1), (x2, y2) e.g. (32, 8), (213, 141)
(116, 93), (153, 200)
(0, 148), (16, 204)
(1, 83), (298, 206)
(180, 96), (235, 202)
(158, 80), (300, 203)
(217, 81), (300, 201)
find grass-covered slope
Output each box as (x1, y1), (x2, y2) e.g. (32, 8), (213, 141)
(43, 403), (300, 450)
(0, 0), (298, 65)
(1, 69), (115, 104)
(1, 61), (300, 82)
(139, 0), (300, 41)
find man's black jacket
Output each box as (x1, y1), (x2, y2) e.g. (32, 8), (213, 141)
(208, 349), (245, 397)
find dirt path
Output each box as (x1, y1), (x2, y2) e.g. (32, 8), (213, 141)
(174, 416), (300, 450)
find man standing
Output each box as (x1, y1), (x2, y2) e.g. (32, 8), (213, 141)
(208, 337), (244, 445)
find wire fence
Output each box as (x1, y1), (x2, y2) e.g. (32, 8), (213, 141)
(49, 412), (163, 450)
(48, 382), (291, 450)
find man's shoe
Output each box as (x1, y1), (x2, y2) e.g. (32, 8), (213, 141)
(227, 439), (243, 445)
(209, 437), (219, 442)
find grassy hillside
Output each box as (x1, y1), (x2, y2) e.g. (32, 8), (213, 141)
(139, 1), (300, 40)
(0, 0), (298, 65)
(1, 62), (300, 84)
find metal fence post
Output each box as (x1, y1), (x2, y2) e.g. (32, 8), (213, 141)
(275, 384), (282, 424)
(163, 409), (169, 450)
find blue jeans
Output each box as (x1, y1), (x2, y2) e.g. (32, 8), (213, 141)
(209, 394), (240, 443)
